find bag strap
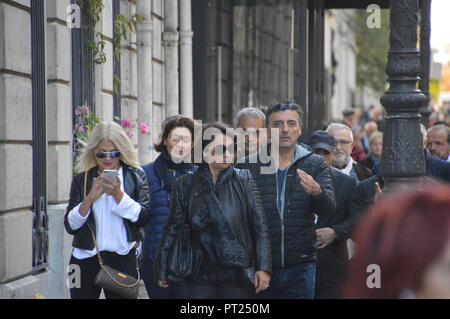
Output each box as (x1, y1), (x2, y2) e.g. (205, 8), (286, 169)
(83, 171), (105, 266)
(83, 170), (141, 288)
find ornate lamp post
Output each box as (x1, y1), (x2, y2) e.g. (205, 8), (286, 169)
(419, 0), (432, 128)
(380, 0), (428, 191)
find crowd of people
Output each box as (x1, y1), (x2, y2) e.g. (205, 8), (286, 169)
(64, 103), (450, 299)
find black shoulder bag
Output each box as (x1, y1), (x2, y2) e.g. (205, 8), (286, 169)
(167, 174), (203, 281)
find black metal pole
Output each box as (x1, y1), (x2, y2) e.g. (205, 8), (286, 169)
(380, 0), (427, 191)
(419, 0), (432, 128)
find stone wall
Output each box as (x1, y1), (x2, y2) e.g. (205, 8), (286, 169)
(0, 0), (35, 294)
(0, 0), (180, 298)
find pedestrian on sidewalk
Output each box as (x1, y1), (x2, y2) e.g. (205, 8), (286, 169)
(141, 116), (197, 299)
(308, 131), (358, 299)
(65, 121), (151, 299)
(239, 103), (336, 299)
(154, 123), (272, 299)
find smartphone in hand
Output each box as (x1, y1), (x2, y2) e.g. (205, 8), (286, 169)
(102, 170), (119, 183)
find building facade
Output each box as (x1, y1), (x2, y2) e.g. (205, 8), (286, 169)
(0, 0), (193, 298)
(1, 0), (407, 299)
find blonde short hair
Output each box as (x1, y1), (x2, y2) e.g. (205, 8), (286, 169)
(76, 121), (140, 173)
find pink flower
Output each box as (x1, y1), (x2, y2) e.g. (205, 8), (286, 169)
(121, 120), (131, 128)
(75, 105), (91, 117)
(81, 105), (90, 116)
(139, 123), (148, 134)
(74, 124), (85, 133)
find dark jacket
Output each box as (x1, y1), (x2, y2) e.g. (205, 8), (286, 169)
(64, 163), (151, 250)
(154, 166), (272, 281)
(239, 144), (336, 269)
(316, 168), (357, 288)
(352, 162), (373, 182)
(425, 149), (450, 183)
(360, 155), (374, 171)
(142, 160), (196, 260)
(352, 174), (384, 217)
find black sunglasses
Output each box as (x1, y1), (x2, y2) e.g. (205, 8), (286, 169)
(95, 151), (121, 159)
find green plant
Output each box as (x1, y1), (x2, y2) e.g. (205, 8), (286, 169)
(79, 0), (143, 93)
(79, 0), (106, 64)
(112, 14), (143, 94)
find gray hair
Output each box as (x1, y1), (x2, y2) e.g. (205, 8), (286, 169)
(326, 123), (354, 143)
(427, 124), (450, 144)
(235, 107), (266, 128)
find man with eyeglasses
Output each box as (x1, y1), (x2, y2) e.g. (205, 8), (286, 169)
(326, 123), (372, 183)
(308, 130), (359, 299)
(238, 103), (335, 299)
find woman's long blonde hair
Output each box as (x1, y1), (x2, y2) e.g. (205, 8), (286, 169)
(76, 121), (140, 173)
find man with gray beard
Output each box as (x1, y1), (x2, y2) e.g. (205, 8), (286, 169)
(326, 123), (372, 183)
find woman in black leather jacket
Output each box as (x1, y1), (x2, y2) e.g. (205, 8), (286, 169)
(65, 121), (150, 299)
(154, 123), (272, 299)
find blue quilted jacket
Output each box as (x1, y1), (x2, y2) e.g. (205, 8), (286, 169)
(142, 158), (196, 260)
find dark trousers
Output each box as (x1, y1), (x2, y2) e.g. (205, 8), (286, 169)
(141, 258), (188, 299)
(315, 247), (347, 299)
(258, 262), (316, 299)
(69, 250), (138, 299)
(186, 279), (254, 299)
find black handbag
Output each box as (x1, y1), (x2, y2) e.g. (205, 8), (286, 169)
(167, 175), (202, 281)
(83, 171), (141, 299)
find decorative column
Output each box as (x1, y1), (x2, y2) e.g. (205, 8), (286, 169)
(179, 0), (194, 118)
(136, 0), (153, 164)
(164, 0), (180, 117)
(380, 0), (427, 191)
(419, 0), (432, 128)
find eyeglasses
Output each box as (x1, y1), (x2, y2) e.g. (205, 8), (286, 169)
(95, 151), (121, 159)
(335, 139), (352, 145)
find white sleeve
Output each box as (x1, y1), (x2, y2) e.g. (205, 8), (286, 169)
(68, 204), (91, 230)
(111, 192), (141, 222)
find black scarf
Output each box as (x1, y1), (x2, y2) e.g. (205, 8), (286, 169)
(153, 150), (193, 193)
(191, 166), (250, 268)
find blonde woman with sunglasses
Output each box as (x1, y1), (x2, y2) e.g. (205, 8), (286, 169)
(64, 121), (151, 299)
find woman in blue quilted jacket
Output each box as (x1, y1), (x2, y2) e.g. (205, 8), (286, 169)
(141, 116), (197, 299)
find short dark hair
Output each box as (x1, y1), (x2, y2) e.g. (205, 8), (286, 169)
(265, 102), (304, 127)
(154, 116), (195, 153)
(199, 122), (235, 167)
